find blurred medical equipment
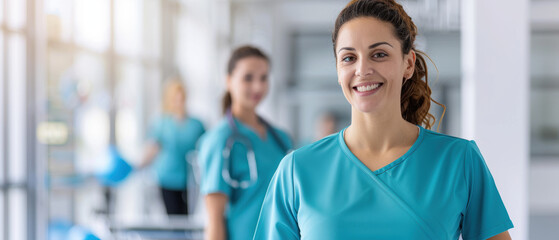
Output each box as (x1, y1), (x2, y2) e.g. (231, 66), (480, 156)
(48, 220), (101, 240)
(221, 109), (290, 189)
(109, 214), (204, 240)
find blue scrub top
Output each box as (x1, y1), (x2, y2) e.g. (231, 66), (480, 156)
(254, 126), (513, 240)
(150, 115), (205, 190)
(198, 118), (292, 240)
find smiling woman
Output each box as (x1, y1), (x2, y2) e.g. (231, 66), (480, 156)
(253, 0), (513, 240)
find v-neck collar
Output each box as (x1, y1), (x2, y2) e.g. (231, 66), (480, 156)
(233, 118), (269, 142)
(338, 125), (425, 175)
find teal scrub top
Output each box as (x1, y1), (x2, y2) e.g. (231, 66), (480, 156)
(254, 126), (513, 240)
(198, 118), (292, 240)
(150, 115), (205, 190)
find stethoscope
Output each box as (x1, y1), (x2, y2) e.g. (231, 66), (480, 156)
(221, 109), (290, 189)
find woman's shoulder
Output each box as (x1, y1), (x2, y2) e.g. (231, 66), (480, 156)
(418, 127), (482, 161)
(421, 127), (472, 147)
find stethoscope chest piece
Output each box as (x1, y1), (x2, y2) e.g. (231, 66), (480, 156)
(221, 132), (258, 189)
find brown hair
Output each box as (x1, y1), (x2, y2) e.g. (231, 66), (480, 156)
(332, 0), (445, 130)
(222, 45), (270, 114)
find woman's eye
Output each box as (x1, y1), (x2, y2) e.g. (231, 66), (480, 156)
(341, 56), (355, 62)
(244, 74), (253, 81)
(373, 52), (388, 58)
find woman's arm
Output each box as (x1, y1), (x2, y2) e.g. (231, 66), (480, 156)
(487, 231), (511, 240)
(205, 193), (228, 240)
(139, 142), (160, 168)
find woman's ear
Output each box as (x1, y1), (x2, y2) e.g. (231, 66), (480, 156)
(404, 50), (416, 79)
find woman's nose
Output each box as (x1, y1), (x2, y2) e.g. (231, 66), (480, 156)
(355, 59), (374, 77)
(253, 79), (268, 91)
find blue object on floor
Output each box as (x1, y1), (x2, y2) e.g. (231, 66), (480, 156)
(67, 225), (101, 240)
(48, 221), (73, 240)
(97, 145), (133, 186)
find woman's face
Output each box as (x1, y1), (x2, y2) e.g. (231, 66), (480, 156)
(335, 17), (415, 115)
(227, 57), (269, 111)
(171, 89), (185, 113)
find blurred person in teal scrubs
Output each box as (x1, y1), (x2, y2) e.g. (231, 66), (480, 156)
(253, 0), (513, 239)
(198, 46), (292, 240)
(141, 78), (205, 215)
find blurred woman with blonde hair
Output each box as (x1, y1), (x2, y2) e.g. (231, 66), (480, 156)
(141, 77), (205, 215)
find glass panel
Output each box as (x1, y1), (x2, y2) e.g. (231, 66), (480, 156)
(45, 0), (73, 42)
(48, 189), (73, 222)
(531, 33), (559, 157)
(115, 0), (142, 56)
(422, 31), (461, 136)
(8, 188), (27, 240)
(0, 0), (4, 25)
(115, 61), (142, 163)
(292, 33), (337, 88)
(143, 0), (161, 58)
(8, 34), (26, 183)
(45, 46), (76, 187)
(73, 0), (110, 51)
(144, 66), (161, 131)
(531, 33), (559, 80)
(7, 0), (25, 30)
(531, 89), (559, 156)
(76, 107), (110, 173)
(0, 33), (4, 185)
(73, 51), (109, 174)
(0, 192), (4, 240)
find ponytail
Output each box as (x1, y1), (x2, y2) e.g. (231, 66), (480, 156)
(222, 91), (232, 114)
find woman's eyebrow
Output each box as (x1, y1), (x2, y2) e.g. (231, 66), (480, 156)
(337, 42), (393, 54)
(369, 42), (393, 49)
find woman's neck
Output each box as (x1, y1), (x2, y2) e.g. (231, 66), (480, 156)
(170, 109), (186, 120)
(231, 104), (259, 127)
(345, 107), (417, 153)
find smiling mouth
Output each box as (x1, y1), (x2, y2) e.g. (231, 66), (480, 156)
(353, 83), (383, 93)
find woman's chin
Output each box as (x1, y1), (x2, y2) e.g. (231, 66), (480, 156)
(353, 102), (381, 114)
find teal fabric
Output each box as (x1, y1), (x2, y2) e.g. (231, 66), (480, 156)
(254, 126), (513, 240)
(150, 115), (205, 190)
(198, 118), (292, 240)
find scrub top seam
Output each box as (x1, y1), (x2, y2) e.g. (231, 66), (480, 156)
(290, 153), (299, 222)
(462, 140), (472, 215)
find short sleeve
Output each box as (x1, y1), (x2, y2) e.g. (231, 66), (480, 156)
(197, 134), (232, 197)
(461, 140), (514, 240)
(253, 152), (300, 240)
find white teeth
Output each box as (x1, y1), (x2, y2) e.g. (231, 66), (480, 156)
(356, 83), (380, 92)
